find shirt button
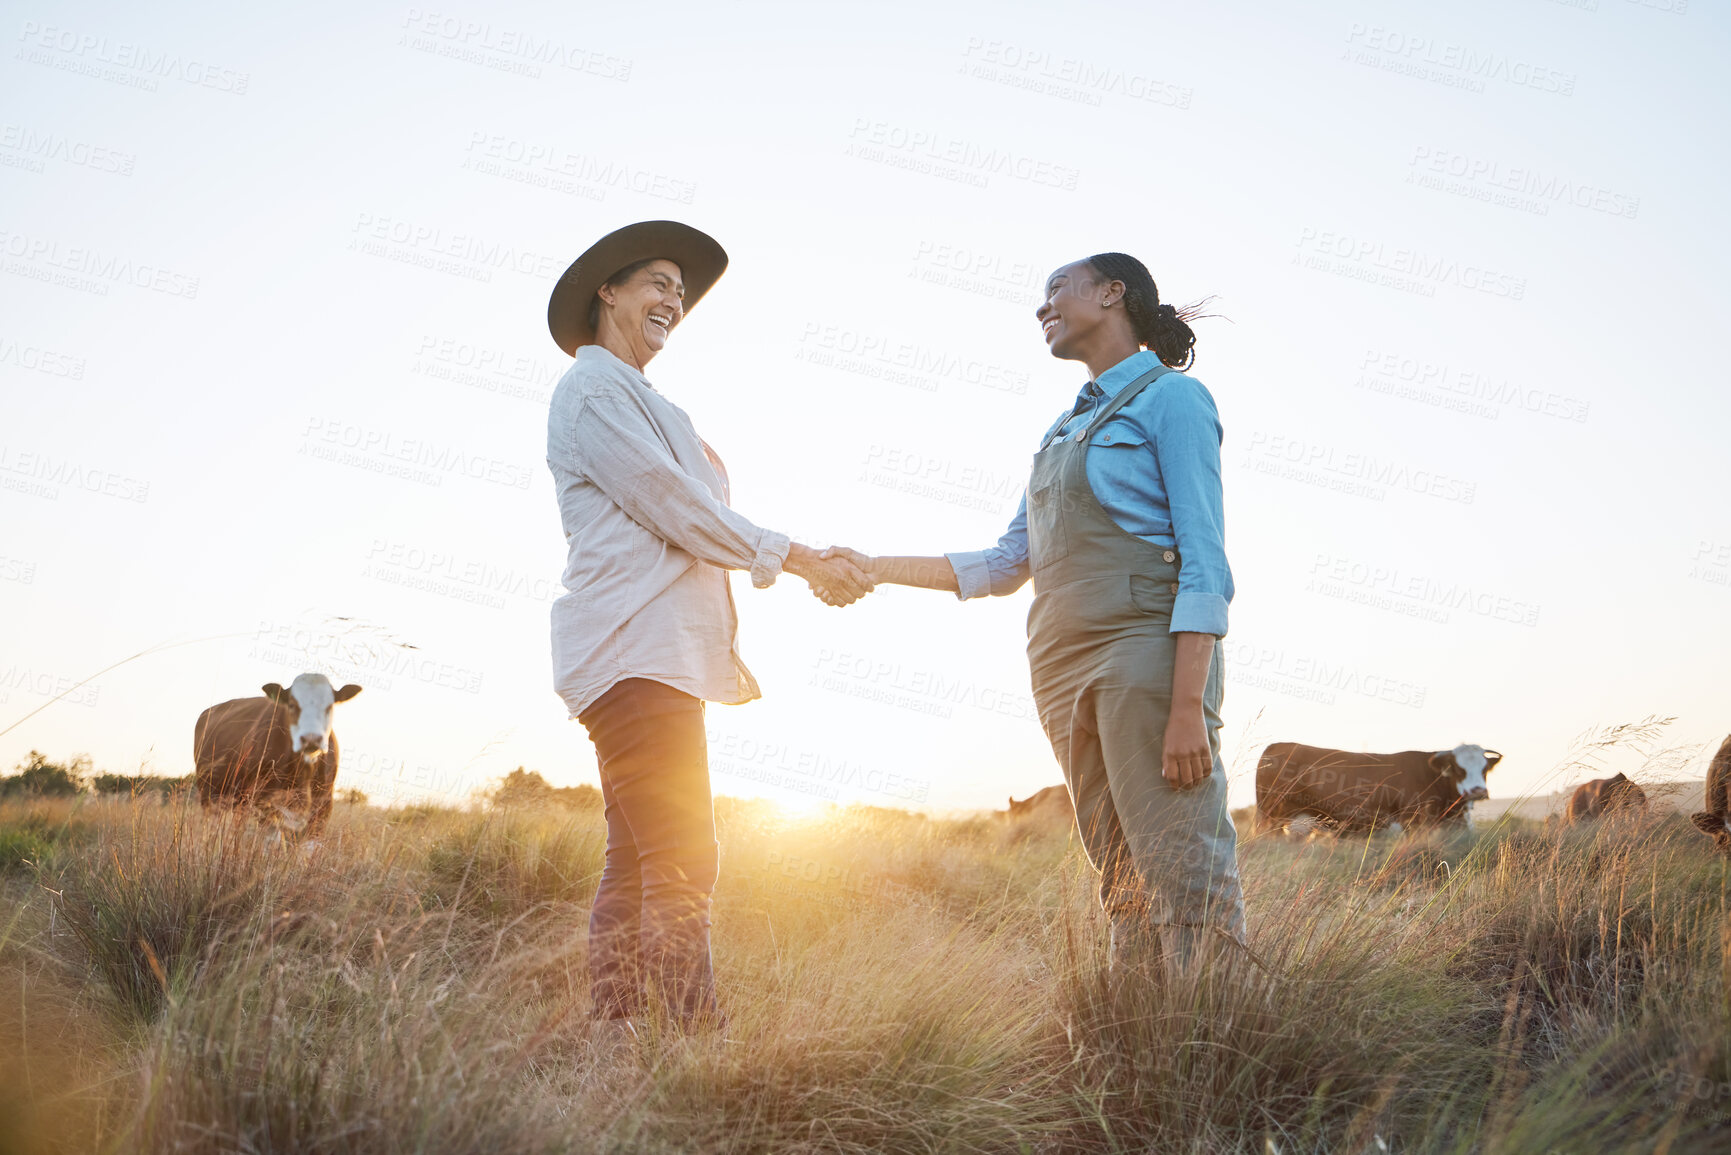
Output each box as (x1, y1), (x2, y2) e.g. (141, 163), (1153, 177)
(1162, 550), (1176, 563)
(1072, 431), (1086, 442)
(1170, 582), (1180, 594)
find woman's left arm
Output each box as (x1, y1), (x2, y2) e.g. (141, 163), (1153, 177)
(1150, 377), (1234, 789)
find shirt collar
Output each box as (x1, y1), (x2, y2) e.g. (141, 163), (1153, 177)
(1088, 349), (1162, 399)
(577, 342), (655, 389)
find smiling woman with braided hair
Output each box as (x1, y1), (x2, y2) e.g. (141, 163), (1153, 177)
(836, 251), (1246, 990)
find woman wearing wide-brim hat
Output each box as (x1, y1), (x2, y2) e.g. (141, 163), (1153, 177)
(842, 252), (1247, 990)
(544, 221), (871, 1035)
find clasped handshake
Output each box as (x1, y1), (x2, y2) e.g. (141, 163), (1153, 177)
(782, 543), (882, 608)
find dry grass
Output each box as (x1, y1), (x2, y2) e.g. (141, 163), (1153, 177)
(1, 791), (1728, 1154)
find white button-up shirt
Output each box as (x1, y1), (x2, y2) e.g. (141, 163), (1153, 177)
(546, 344), (791, 718)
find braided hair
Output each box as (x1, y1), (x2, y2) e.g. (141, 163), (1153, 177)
(1084, 252), (1204, 370)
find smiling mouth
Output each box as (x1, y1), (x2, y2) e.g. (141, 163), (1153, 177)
(647, 313), (672, 333)
(1042, 317), (1060, 340)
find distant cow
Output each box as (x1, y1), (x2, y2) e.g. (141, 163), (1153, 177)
(1255, 742), (1501, 835)
(1689, 734), (1731, 854)
(1564, 773), (1648, 825)
(194, 674), (362, 837)
(1001, 784), (1072, 824)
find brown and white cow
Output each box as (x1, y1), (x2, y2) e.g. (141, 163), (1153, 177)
(1564, 773), (1648, 825)
(1689, 734), (1731, 854)
(1255, 742), (1501, 835)
(1000, 784), (1072, 824)
(194, 673), (362, 838)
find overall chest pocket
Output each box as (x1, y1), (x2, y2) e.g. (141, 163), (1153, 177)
(1028, 480), (1070, 568)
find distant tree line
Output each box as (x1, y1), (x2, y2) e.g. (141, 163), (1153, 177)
(3, 752), (597, 812)
(1, 750), (191, 799)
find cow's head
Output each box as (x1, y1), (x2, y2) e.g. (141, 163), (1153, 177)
(262, 673), (362, 762)
(1429, 744), (1501, 804)
(1691, 811), (1731, 854)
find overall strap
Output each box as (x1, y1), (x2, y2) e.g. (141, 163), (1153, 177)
(1084, 363), (1173, 436)
(1038, 363), (1175, 452)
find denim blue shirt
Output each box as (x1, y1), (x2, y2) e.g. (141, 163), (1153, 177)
(946, 350), (1233, 636)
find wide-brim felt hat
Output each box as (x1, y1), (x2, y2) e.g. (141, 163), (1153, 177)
(547, 220), (728, 355)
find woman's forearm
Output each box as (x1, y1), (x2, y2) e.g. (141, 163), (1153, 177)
(866, 555), (960, 593)
(1170, 631), (1214, 712)
(1162, 630), (1218, 787)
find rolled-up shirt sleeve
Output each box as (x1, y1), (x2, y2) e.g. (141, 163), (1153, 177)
(945, 493), (1032, 600)
(569, 388), (791, 587)
(1150, 378), (1233, 636)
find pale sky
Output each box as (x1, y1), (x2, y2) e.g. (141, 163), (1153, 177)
(3, 0), (1727, 814)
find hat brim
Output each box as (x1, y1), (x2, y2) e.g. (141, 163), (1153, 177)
(547, 221), (728, 356)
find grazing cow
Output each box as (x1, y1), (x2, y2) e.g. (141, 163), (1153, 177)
(1564, 773), (1648, 825)
(1255, 742), (1501, 835)
(194, 674), (362, 838)
(1001, 784), (1072, 824)
(1689, 734), (1731, 854)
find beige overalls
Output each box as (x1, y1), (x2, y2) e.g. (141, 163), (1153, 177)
(1024, 364), (1247, 975)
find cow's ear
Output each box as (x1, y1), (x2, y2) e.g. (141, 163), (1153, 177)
(1483, 751), (1503, 771)
(1427, 752), (1455, 775)
(262, 683), (289, 703)
(1692, 811), (1725, 837)
(333, 684), (363, 702)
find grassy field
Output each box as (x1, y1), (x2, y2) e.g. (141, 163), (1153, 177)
(3, 785), (1730, 1154)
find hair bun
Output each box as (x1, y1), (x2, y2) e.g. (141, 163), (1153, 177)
(1083, 252), (1202, 370)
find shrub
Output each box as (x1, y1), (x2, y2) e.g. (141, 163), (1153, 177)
(0, 751), (88, 798)
(0, 797), (94, 873)
(424, 810), (606, 921)
(46, 807), (288, 1020)
(89, 772), (192, 799)
(0, 826), (55, 873)
(489, 767), (602, 812)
